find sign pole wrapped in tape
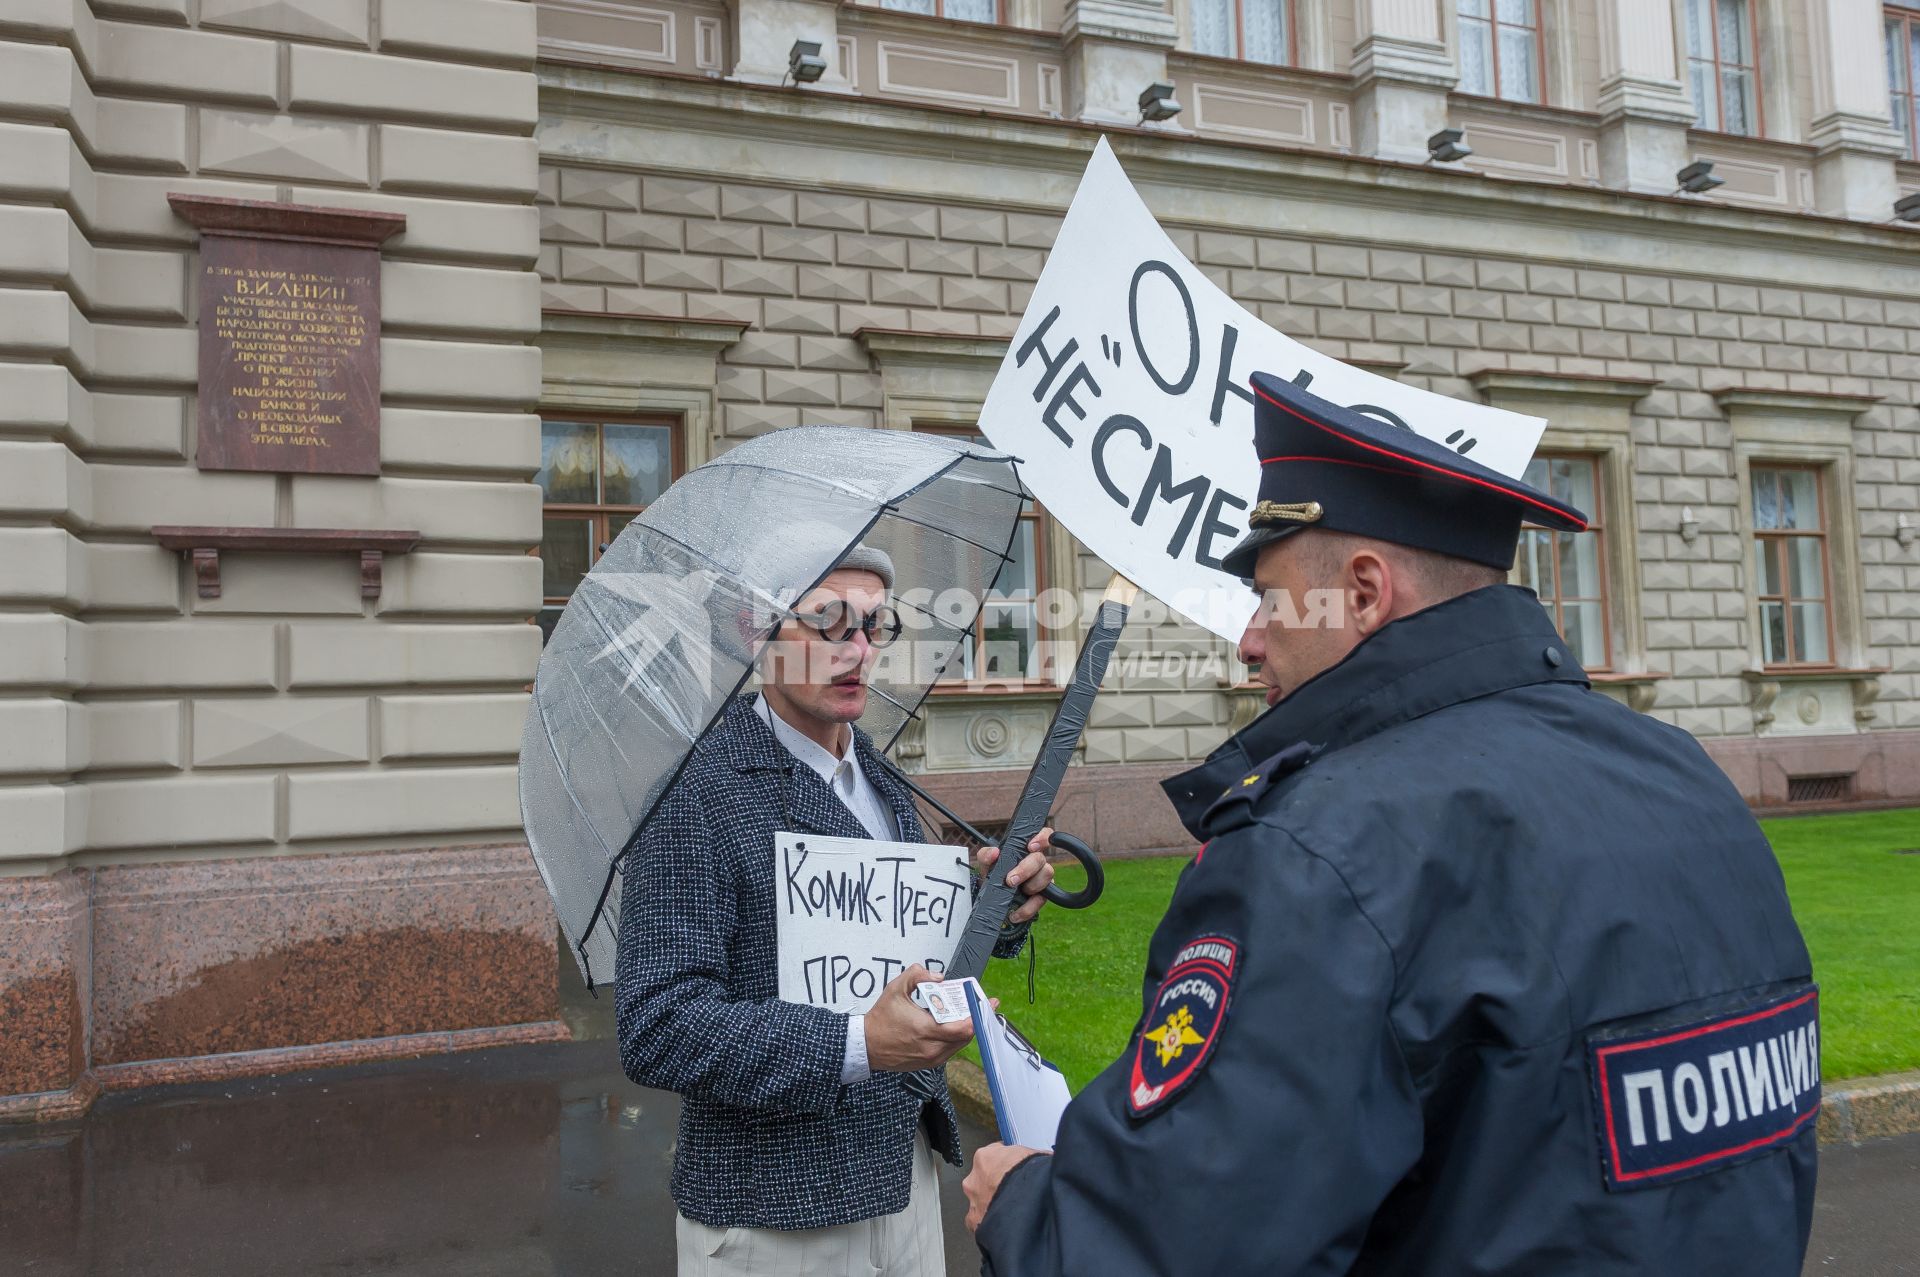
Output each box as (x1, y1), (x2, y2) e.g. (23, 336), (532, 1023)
(945, 139), (1549, 977)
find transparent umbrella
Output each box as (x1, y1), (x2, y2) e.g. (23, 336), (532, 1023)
(519, 426), (1032, 986)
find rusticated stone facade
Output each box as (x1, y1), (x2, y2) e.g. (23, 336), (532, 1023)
(0, 0), (557, 1117)
(535, 58), (1920, 821)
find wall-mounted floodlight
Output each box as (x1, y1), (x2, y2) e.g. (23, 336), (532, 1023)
(1676, 160), (1724, 194)
(787, 39), (827, 84)
(1138, 82), (1182, 123)
(1427, 128), (1471, 163)
(1895, 192), (1920, 222)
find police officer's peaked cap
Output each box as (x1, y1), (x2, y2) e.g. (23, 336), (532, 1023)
(1219, 371), (1588, 579)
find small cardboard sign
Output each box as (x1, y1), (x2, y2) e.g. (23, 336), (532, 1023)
(977, 138), (1547, 639)
(775, 832), (974, 1014)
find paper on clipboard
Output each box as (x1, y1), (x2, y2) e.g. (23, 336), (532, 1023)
(962, 978), (1072, 1151)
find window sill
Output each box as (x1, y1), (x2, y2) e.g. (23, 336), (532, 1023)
(925, 682), (1064, 698)
(1588, 670), (1667, 713)
(1159, 50), (1344, 85)
(1447, 92), (1603, 125)
(1740, 668), (1889, 734)
(1687, 127), (1813, 155)
(898, 683), (1075, 772)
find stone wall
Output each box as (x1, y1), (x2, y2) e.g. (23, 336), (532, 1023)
(538, 64), (1920, 813)
(0, 0), (554, 1115)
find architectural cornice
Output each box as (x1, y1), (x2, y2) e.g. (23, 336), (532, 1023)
(1349, 34), (1456, 90)
(1709, 386), (1883, 418)
(1060, 0), (1178, 48)
(537, 308), (747, 350)
(1468, 369), (1660, 403)
(536, 61), (1920, 296)
(856, 328), (1011, 366)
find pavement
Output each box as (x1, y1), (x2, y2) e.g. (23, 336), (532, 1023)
(1, 1034), (1913, 1277)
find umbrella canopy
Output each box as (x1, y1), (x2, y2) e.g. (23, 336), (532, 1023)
(520, 426), (1028, 985)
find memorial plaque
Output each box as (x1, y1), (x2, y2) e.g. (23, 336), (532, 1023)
(169, 195), (405, 476)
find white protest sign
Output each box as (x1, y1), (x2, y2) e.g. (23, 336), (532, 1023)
(977, 137), (1547, 640)
(775, 832), (974, 1014)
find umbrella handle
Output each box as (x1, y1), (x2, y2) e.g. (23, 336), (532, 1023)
(1038, 831), (1104, 909)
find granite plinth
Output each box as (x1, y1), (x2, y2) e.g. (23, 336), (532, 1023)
(1821, 1071), (1920, 1145)
(1700, 729), (1920, 810)
(916, 761), (1195, 855)
(0, 873), (89, 1098)
(89, 844), (558, 1068)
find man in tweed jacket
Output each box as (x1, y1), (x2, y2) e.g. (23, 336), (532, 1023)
(617, 548), (1055, 1275)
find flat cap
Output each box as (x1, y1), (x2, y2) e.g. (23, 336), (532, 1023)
(1219, 371), (1587, 579)
(834, 543), (895, 589)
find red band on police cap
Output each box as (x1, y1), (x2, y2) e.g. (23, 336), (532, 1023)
(1253, 383), (1589, 532)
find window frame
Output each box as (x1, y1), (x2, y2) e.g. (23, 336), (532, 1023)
(1469, 371), (1656, 699)
(1889, 6), (1920, 161)
(1456, 0), (1547, 105)
(1515, 451), (1612, 672)
(535, 413), (685, 641)
(913, 421), (1060, 691)
(1187, 0), (1299, 68)
(1683, 0), (1765, 137)
(1749, 463), (1837, 671)
(876, 0), (1004, 24)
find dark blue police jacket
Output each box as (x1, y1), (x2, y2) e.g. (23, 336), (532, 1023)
(978, 584), (1817, 1276)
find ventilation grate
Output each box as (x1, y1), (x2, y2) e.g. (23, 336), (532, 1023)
(1786, 773), (1854, 805)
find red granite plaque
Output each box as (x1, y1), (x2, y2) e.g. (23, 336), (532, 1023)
(169, 195), (405, 476)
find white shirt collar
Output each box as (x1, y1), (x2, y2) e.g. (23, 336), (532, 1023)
(754, 693), (900, 841)
(754, 692), (856, 785)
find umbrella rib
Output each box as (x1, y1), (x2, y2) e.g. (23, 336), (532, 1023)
(865, 682), (923, 721)
(878, 509), (1016, 558)
(877, 454), (1032, 754)
(618, 521), (793, 614)
(687, 451), (1016, 509)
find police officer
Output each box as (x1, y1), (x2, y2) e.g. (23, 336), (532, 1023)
(962, 371), (1818, 1275)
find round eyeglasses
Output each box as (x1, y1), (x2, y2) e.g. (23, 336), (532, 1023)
(785, 599), (904, 647)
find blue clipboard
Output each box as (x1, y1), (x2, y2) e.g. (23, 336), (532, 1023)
(963, 979), (1072, 1149)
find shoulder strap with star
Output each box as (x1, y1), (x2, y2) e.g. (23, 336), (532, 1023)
(1200, 740), (1320, 833)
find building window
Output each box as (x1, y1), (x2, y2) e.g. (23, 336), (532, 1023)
(879, 0), (1001, 23)
(918, 426), (1052, 685)
(1751, 466), (1833, 667)
(1889, 5), (1920, 159)
(1457, 0), (1543, 104)
(536, 416), (680, 642)
(1190, 0), (1294, 66)
(1684, 0), (1761, 135)
(1514, 454), (1610, 670)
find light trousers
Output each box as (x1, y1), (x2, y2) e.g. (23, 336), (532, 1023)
(675, 1133), (946, 1277)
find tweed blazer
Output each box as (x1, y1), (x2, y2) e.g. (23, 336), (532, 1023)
(615, 694), (1022, 1231)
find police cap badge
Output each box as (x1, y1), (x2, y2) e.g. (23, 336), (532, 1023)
(1220, 371), (1588, 579)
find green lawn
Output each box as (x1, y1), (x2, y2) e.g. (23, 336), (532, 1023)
(1763, 808), (1920, 1081)
(971, 809), (1920, 1089)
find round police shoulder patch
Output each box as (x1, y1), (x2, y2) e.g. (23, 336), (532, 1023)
(1128, 935), (1238, 1119)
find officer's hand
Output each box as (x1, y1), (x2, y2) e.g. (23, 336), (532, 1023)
(964, 1142), (1046, 1232)
(863, 964), (986, 1073)
(974, 826), (1057, 926)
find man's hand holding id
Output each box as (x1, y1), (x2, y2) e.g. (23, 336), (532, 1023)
(866, 964), (997, 1073)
